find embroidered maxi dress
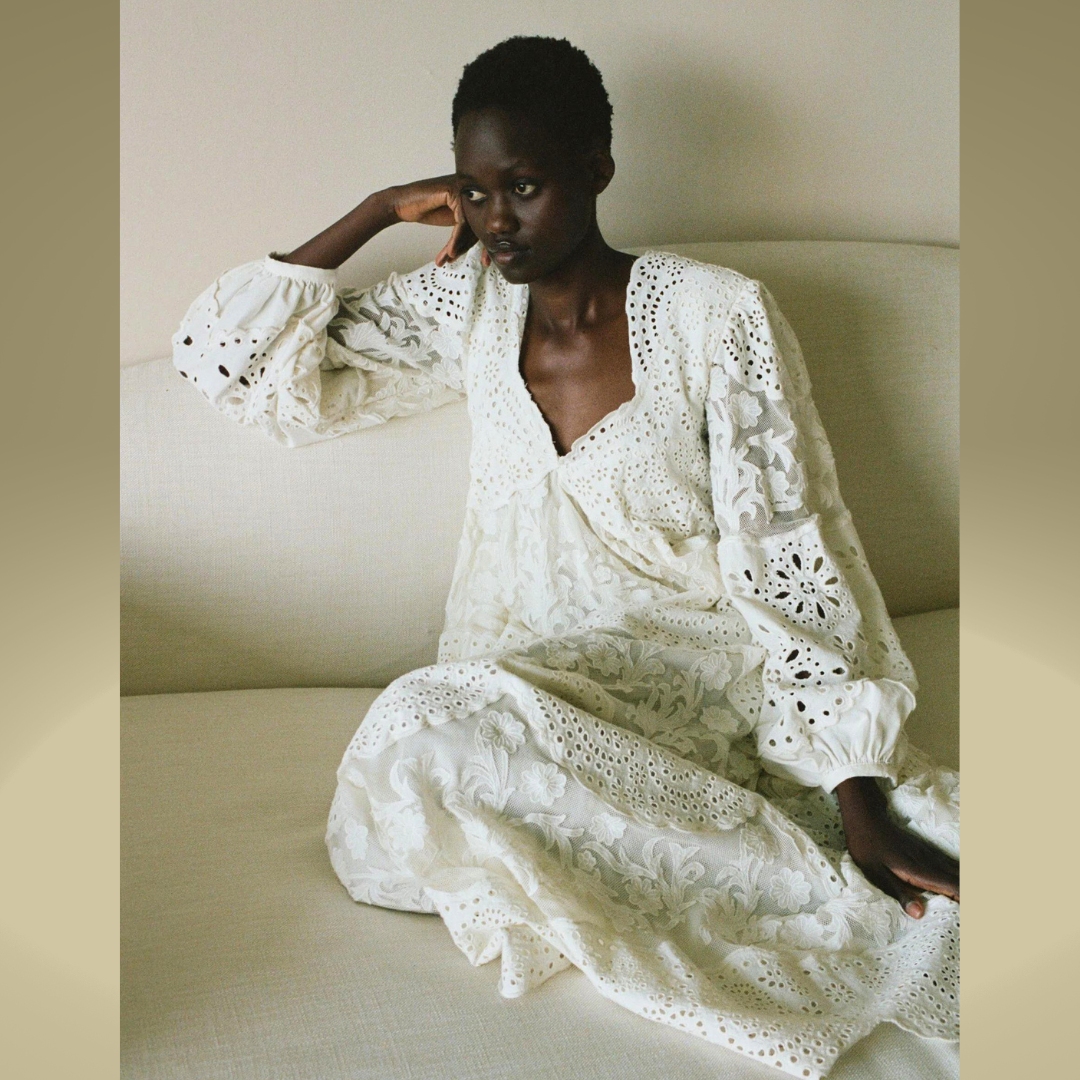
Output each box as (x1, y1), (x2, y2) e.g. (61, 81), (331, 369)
(173, 246), (959, 1078)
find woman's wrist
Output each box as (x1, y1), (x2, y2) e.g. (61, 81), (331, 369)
(279, 190), (400, 270)
(835, 776), (893, 869)
(834, 775), (889, 822)
(363, 187), (403, 230)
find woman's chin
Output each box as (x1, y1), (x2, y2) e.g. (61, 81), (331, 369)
(493, 257), (537, 283)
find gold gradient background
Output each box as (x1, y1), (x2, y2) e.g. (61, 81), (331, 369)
(961, 2), (1080, 1073)
(3, 2), (1075, 1076)
(1, 3), (119, 1076)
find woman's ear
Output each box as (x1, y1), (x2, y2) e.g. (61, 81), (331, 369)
(587, 146), (616, 195)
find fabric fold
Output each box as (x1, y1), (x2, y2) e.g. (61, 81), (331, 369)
(708, 281), (917, 791)
(174, 248), (959, 1077)
(172, 246), (484, 445)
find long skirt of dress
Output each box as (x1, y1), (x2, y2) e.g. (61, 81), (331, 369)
(326, 621), (959, 1080)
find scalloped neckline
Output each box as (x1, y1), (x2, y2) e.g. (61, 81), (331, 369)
(508, 252), (650, 464)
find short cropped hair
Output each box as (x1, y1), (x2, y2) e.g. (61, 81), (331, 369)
(452, 37), (613, 154)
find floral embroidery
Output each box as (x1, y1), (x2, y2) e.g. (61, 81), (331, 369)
(588, 812), (627, 845)
(695, 651), (734, 692)
(769, 867), (812, 913)
(520, 762), (568, 807)
(700, 705), (741, 737)
(180, 250), (958, 1078)
(729, 389), (763, 428)
(584, 640), (623, 677)
(379, 804), (427, 856)
(477, 711), (526, 753)
(343, 819), (369, 860)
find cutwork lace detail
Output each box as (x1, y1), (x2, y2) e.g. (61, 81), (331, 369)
(171, 253), (476, 445)
(328, 663), (958, 1079)
(177, 248), (958, 1076)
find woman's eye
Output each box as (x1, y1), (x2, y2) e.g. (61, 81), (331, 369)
(513, 182), (538, 196)
(462, 189), (486, 203)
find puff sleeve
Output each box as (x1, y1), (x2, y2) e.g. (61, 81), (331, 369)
(171, 246), (484, 446)
(707, 279), (918, 792)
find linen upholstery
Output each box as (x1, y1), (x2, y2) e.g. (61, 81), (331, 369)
(121, 241), (958, 696)
(121, 610), (958, 1080)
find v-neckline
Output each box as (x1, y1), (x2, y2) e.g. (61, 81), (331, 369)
(509, 252), (649, 465)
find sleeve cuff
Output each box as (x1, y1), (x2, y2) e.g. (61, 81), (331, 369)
(819, 760), (898, 794)
(264, 254), (338, 287)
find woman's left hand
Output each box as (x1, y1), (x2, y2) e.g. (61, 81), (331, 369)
(834, 775), (959, 918)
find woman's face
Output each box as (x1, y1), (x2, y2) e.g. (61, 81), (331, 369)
(453, 106), (610, 284)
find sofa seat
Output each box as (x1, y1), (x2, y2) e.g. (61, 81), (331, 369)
(121, 608), (958, 1080)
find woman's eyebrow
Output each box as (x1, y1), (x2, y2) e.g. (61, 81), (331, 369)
(456, 161), (542, 182)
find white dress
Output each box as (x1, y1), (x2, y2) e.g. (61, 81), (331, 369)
(173, 246), (959, 1078)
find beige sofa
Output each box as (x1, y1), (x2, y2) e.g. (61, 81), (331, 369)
(121, 241), (959, 1079)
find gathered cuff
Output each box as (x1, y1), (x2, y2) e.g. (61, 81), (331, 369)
(818, 760), (898, 794)
(753, 677), (914, 793)
(264, 254), (338, 286)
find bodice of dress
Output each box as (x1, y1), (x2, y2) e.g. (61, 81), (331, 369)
(173, 245), (918, 794)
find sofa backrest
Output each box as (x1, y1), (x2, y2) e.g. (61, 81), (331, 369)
(121, 240), (958, 696)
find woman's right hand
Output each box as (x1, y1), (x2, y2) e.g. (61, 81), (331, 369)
(388, 176), (484, 268)
(280, 176), (485, 271)
(388, 175), (459, 226)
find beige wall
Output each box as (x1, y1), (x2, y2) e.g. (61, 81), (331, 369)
(121, 0), (958, 365)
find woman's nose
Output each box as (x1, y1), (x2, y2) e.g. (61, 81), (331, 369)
(484, 194), (519, 237)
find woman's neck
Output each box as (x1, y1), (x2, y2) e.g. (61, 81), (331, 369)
(526, 224), (636, 336)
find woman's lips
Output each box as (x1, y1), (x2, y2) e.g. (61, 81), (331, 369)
(490, 246), (527, 265)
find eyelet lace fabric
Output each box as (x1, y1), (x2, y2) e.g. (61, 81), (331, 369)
(174, 246), (959, 1077)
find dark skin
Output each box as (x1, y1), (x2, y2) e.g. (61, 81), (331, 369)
(284, 108), (638, 455)
(282, 106), (959, 917)
(452, 108), (637, 454)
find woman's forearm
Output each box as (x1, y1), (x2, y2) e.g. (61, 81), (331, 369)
(278, 189), (399, 270)
(834, 775), (888, 821)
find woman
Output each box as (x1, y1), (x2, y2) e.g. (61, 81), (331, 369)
(173, 36), (958, 1079)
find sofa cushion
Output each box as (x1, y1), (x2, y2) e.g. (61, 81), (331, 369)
(121, 609), (958, 1079)
(121, 241), (957, 696)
